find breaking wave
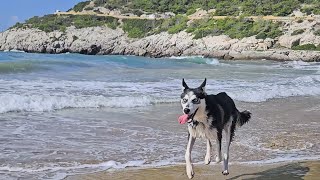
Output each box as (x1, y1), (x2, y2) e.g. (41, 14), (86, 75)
(1, 74), (320, 113)
(0, 94), (177, 113)
(168, 56), (220, 65)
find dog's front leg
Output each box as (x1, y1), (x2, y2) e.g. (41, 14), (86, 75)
(185, 134), (196, 179)
(205, 139), (211, 165)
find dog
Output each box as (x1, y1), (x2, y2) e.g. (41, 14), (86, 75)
(179, 78), (251, 179)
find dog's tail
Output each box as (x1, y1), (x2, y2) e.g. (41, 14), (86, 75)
(237, 110), (251, 127)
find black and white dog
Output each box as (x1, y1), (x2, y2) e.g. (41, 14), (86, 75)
(179, 78), (251, 179)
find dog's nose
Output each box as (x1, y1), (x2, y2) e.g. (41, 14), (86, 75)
(184, 108), (190, 114)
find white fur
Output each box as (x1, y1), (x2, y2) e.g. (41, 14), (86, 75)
(205, 139), (211, 165)
(222, 120), (232, 175)
(185, 136), (196, 179)
(181, 92), (199, 115)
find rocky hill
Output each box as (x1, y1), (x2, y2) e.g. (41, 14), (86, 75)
(1, 0), (320, 61)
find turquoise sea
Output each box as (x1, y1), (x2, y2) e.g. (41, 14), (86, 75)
(0, 51), (319, 179)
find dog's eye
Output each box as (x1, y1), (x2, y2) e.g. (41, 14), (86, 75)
(192, 98), (200, 103)
(182, 99), (188, 103)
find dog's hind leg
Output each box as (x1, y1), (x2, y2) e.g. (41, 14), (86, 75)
(222, 122), (232, 175)
(185, 135), (196, 179)
(205, 139), (212, 165)
(215, 130), (222, 163)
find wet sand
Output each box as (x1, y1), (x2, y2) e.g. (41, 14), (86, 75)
(65, 96), (320, 180)
(66, 161), (320, 180)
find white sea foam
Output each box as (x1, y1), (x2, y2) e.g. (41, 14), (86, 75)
(3, 49), (25, 53)
(0, 94), (177, 113)
(0, 74), (320, 113)
(225, 75), (320, 102)
(0, 160), (146, 180)
(205, 59), (220, 65)
(168, 55), (204, 59)
(168, 56), (221, 65)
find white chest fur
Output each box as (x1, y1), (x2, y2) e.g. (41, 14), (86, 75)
(188, 105), (216, 139)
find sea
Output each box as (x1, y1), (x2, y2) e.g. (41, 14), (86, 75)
(0, 51), (319, 179)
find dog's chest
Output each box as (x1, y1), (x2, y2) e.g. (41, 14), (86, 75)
(188, 115), (216, 139)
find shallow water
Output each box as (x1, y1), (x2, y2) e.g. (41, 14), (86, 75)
(0, 52), (319, 179)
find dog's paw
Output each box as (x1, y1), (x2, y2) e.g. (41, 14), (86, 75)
(186, 166), (194, 179)
(215, 155), (222, 163)
(187, 171), (194, 179)
(222, 170), (229, 176)
(205, 155), (211, 165)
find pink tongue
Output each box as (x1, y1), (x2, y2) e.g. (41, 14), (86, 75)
(178, 114), (189, 124)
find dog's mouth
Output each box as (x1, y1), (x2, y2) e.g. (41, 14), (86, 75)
(178, 108), (198, 125)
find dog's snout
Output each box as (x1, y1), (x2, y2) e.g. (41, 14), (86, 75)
(184, 108), (190, 114)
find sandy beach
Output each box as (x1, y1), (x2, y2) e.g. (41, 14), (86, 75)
(65, 161), (320, 180)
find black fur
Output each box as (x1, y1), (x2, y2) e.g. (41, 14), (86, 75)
(204, 92), (243, 142)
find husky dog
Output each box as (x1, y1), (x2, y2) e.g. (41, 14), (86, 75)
(179, 78), (251, 179)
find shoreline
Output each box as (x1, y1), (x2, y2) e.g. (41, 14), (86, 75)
(1, 27), (320, 62)
(1, 49), (320, 62)
(65, 160), (320, 180)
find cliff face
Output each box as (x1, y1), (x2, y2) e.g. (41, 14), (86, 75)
(1, 26), (320, 61)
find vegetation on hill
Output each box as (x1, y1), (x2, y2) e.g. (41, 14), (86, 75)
(9, 0), (320, 52)
(186, 17), (282, 39)
(71, 1), (91, 12)
(71, 0), (320, 16)
(122, 19), (163, 38)
(12, 14), (119, 32)
(292, 44), (320, 51)
(12, 13), (283, 40)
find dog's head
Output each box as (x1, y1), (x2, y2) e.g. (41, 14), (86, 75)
(180, 78), (207, 117)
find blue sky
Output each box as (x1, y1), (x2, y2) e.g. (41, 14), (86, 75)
(0, 0), (85, 31)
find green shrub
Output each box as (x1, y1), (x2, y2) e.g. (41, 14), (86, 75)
(301, 3), (320, 15)
(72, 35), (79, 41)
(296, 19), (303, 23)
(291, 29), (305, 35)
(84, 7), (94, 11)
(68, 0), (320, 17)
(133, 9), (144, 16)
(292, 44), (319, 50)
(187, 18), (282, 39)
(72, 1), (90, 12)
(94, 0), (107, 7)
(215, 1), (240, 16)
(167, 15), (188, 34)
(186, 8), (197, 16)
(256, 32), (267, 39)
(314, 29), (320, 36)
(193, 28), (221, 39)
(17, 14), (119, 32)
(122, 19), (163, 38)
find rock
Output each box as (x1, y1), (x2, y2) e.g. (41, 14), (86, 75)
(288, 51), (320, 62)
(300, 33), (320, 46)
(269, 50), (291, 61)
(1, 26), (320, 62)
(278, 35), (301, 48)
(202, 35), (236, 50)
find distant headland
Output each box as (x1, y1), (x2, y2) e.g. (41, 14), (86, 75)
(1, 0), (320, 61)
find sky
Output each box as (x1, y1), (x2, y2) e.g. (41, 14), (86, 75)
(0, 0), (85, 31)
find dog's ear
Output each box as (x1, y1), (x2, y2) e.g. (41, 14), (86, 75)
(199, 78), (206, 91)
(182, 78), (189, 90)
